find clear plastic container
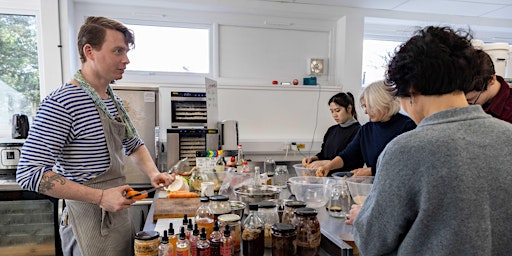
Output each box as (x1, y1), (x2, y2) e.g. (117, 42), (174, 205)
(218, 214), (241, 253)
(257, 200), (279, 248)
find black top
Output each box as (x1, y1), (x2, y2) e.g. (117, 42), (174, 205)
(316, 122), (362, 174)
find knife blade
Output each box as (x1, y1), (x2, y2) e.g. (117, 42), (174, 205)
(126, 184), (164, 199)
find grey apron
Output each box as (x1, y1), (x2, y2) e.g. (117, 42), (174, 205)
(61, 107), (134, 256)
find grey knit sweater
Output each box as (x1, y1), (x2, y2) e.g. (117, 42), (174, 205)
(354, 106), (512, 256)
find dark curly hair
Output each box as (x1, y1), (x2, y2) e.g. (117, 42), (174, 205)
(468, 49), (495, 92)
(386, 26), (477, 97)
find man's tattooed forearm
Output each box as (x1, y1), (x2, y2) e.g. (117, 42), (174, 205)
(39, 174), (67, 193)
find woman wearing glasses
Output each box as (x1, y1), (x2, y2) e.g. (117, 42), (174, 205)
(315, 80), (416, 177)
(349, 26), (512, 255)
(465, 49), (512, 123)
(302, 92), (363, 175)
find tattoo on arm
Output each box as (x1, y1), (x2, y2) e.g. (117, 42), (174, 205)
(39, 173), (67, 194)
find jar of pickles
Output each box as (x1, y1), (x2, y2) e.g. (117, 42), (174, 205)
(294, 208), (320, 256)
(271, 223), (297, 256)
(134, 230), (160, 256)
(209, 195), (231, 220)
(218, 213), (242, 253)
(258, 200), (279, 248)
(282, 200), (306, 224)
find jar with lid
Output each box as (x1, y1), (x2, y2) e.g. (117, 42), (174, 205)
(257, 200), (279, 248)
(273, 165), (289, 188)
(196, 197), (215, 237)
(134, 230), (160, 256)
(294, 208), (320, 256)
(271, 223), (297, 256)
(282, 200), (306, 224)
(242, 203), (264, 256)
(218, 213), (242, 253)
(209, 195), (231, 220)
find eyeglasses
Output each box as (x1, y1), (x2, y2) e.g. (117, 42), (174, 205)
(470, 83), (488, 105)
(360, 104), (367, 110)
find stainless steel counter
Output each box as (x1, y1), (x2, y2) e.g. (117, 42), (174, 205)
(0, 175), (21, 191)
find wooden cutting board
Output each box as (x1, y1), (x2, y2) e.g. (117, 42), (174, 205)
(153, 197), (201, 221)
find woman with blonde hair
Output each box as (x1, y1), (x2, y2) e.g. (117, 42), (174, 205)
(316, 80), (416, 177)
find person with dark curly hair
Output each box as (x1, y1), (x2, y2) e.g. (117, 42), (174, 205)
(465, 49), (512, 123)
(346, 26), (512, 255)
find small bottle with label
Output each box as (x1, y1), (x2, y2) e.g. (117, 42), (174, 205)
(190, 224), (200, 256)
(220, 225), (234, 256)
(236, 144), (245, 167)
(176, 227), (191, 256)
(209, 221), (222, 256)
(158, 230), (172, 256)
(168, 223), (178, 256)
(186, 219), (193, 240)
(215, 150), (226, 172)
(197, 228), (211, 256)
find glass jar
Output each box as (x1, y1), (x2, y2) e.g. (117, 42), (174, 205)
(327, 182), (351, 218)
(209, 195), (231, 220)
(294, 208), (321, 256)
(134, 230), (160, 256)
(218, 213), (242, 253)
(273, 165), (289, 188)
(242, 203), (264, 256)
(257, 200), (279, 248)
(195, 197), (215, 237)
(282, 200), (306, 224)
(271, 223), (297, 256)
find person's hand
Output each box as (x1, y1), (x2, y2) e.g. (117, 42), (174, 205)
(302, 157), (312, 167)
(352, 167), (372, 176)
(316, 165), (330, 177)
(99, 185), (135, 212)
(345, 204), (362, 225)
(150, 172), (174, 188)
(307, 160), (329, 169)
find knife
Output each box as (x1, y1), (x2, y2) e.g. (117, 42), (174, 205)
(126, 184), (164, 199)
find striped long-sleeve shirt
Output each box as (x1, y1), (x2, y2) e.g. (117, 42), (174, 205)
(16, 83), (143, 192)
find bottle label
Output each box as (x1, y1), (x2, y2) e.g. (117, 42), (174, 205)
(220, 246), (232, 256)
(176, 249), (190, 256)
(198, 248), (210, 256)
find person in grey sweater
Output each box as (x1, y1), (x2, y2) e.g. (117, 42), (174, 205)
(347, 26), (512, 255)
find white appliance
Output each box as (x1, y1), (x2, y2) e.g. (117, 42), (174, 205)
(218, 120), (238, 151)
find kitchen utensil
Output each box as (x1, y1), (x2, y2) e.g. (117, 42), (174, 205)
(126, 184), (164, 199)
(287, 176), (336, 208)
(345, 176), (374, 205)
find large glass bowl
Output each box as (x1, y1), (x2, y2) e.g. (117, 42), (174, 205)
(345, 176), (374, 205)
(293, 163), (317, 176)
(288, 176), (337, 208)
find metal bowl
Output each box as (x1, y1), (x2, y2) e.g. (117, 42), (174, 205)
(229, 200), (247, 217)
(233, 185), (281, 208)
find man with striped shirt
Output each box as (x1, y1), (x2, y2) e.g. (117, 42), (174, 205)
(16, 16), (174, 256)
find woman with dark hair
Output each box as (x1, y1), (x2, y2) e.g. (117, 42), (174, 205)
(302, 92), (362, 175)
(347, 26), (512, 255)
(465, 49), (512, 123)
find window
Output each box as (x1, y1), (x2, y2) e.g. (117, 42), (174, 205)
(0, 13), (39, 137)
(361, 39), (402, 86)
(126, 24), (210, 74)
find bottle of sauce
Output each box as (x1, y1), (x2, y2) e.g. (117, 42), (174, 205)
(197, 228), (211, 256)
(209, 221), (222, 256)
(215, 150), (226, 172)
(220, 225), (234, 256)
(176, 227), (191, 256)
(242, 203), (264, 256)
(195, 197), (214, 237)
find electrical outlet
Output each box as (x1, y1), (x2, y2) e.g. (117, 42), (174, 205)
(297, 143), (306, 149)
(283, 143), (292, 151)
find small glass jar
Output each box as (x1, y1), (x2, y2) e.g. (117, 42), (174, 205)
(209, 195), (231, 220)
(271, 223), (297, 256)
(258, 200), (279, 248)
(294, 208), (320, 256)
(282, 200), (307, 224)
(218, 213), (242, 253)
(134, 230), (160, 256)
(273, 165), (289, 188)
